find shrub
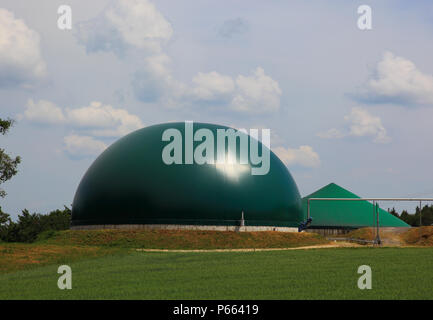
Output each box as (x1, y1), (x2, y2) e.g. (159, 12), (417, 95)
(0, 206), (71, 243)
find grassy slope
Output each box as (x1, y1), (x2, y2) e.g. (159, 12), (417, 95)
(40, 229), (328, 249)
(0, 229), (328, 274)
(1, 247), (433, 299)
(0, 243), (123, 273)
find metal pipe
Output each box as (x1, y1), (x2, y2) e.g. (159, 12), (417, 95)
(376, 202), (380, 245)
(419, 201), (422, 227)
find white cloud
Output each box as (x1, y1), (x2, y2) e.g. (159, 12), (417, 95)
(144, 53), (172, 78)
(273, 145), (321, 168)
(317, 128), (344, 139)
(191, 71), (235, 101)
(231, 67), (282, 113)
(76, 0), (172, 56)
(20, 99), (65, 124)
(21, 100), (141, 159)
(0, 8), (46, 86)
(106, 0), (172, 51)
(358, 52), (433, 106)
(20, 100), (144, 137)
(77, 1), (281, 113)
(187, 67), (282, 113)
(76, 0), (181, 103)
(134, 64), (282, 113)
(344, 107), (391, 143)
(318, 107), (391, 144)
(63, 135), (107, 157)
(132, 53), (186, 104)
(66, 101), (144, 137)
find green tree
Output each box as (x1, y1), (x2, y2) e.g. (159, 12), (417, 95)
(0, 206), (11, 240)
(420, 205), (433, 226)
(40, 206), (71, 231)
(0, 206), (71, 242)
(397, 205), (433, 227)
(400, 210), (415, 226)
(14, 209), (42, 242)
(388, 207), (399, 218)
(0, 118), (21, 198)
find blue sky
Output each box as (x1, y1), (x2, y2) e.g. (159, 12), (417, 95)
(1, 0), (433, 219)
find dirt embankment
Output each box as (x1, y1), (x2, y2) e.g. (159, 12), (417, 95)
(339, 226), (433, 246)
(401, 227), (433, 246)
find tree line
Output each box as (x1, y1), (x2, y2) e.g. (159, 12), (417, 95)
(0, 117), (71, 242)
(388, 206), (433, 227)
(0, 206), (71, 242)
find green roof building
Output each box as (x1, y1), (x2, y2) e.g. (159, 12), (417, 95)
(302, 183), (410, 228)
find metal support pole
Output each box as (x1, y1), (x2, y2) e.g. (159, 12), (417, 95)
(375, 202), (381, 245)
(419, 201), (422, 227)
(307, 199), (310, 219)
(373, 201), (378, 244)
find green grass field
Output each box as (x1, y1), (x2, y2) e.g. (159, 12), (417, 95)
(1, 247), (433, 300)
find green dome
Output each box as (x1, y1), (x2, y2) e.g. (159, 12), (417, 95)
(71, 122), (302, 227)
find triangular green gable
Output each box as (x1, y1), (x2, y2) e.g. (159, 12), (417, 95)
(302, 183), (410, 228)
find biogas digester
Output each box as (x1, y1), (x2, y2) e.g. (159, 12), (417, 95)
(71, 122), (303, 227)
